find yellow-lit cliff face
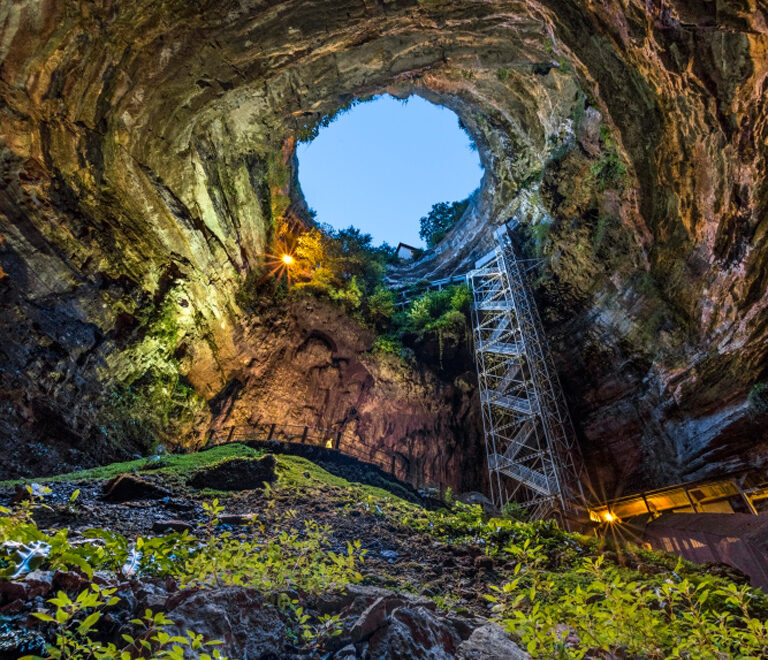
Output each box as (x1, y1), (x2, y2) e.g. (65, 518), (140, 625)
(0, 1), (766, 491)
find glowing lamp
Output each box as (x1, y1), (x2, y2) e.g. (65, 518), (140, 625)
(603, 512), (616, 523)
(281, 254), (295, 266)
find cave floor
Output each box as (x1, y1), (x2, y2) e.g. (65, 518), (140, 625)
(1, 468), (500, 618)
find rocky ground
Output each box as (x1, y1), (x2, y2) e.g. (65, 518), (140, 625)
(1, 444), (765, 659)
(0, 446), (528, 659)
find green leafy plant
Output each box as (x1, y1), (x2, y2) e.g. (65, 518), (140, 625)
(371, 335), (403, 357)
(366, 285), (396, 327)
(397, 285), (471, 366)
(485, 553), (768, 659)
(589, 124), (628, 191)
(22, 588), (228, 660)
(291, 603), (343, 649)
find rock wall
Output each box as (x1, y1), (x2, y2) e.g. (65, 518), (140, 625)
(0, 1), (766, 491)
(200, 295), (483, 491)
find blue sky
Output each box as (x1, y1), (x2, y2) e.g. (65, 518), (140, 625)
(296, 95), (483, 248)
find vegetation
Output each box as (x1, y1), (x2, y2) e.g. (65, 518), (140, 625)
(748, 381), (768, 415)
(589, 124), (628, 191)
(24, 591), (227, 660)
(392, 284), (470, 365)
(96, 370), (199, 456)
(4, 447), (768, 659)
(236, 216), (473, 368)
(399, 502), (768, 659)
(0, 442), (266, 488)
(94, 286), (206, 456)
(292, 224), (395, 313)
(1, 461), (369, 659)
(488, 551), (768, 659)
(418, 198), (471, 247)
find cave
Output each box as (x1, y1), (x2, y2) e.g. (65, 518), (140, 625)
(2, 0), (766, 491)
(1, 2), (767, 656)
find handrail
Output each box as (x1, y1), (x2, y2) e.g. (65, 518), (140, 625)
(589, 475), (768, 522)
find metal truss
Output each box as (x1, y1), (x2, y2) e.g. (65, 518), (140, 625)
(467, 221), (587, 522)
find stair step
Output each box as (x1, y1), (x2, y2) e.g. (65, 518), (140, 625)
(489, 454), (553, 496)
(476, 340), (524, 357)
(481, 392), (535, 415)
(476, 301), (509, 311)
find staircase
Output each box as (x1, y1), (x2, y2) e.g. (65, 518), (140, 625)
(466, 221), (587, 521)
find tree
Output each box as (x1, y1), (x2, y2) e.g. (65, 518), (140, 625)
(418, 198), (471, 248)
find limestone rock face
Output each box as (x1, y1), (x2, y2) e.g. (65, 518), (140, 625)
(0, 1), (766, 492)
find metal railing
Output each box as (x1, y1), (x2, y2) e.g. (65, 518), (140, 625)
(390, 273), (468, 308)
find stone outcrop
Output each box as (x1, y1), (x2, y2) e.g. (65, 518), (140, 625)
(102, 474), (172, 503)
(0, 1), (766, 494)
(203, 296), (483, 491)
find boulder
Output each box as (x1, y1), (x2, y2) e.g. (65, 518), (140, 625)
(188, 455), (277, 491)
(0, 622), (47, 659)
(367, 605), (462, 660)
(473, 555), (494, 571)
(456, 623), (530, 659)
(102, 474), (171, 503)
(164, 586), (288, 658)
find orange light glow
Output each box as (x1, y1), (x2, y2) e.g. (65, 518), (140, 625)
(603, 512), (616, 523)
(281, 253), (295, 265)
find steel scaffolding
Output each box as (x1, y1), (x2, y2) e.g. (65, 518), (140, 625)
(467, 221), (586, 521)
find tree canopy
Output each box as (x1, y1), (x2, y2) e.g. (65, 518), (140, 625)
(418, 197), (471, 247)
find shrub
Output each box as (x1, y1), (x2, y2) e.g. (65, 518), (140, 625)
(487, 555), (768, 659)
(372, 335), (402, 357)
(366, 285), (396, 326)
(290, 225), (391, 315)
(1, 488), (366, 658)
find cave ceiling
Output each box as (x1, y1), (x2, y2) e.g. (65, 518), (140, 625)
(0, 0), (766, 488)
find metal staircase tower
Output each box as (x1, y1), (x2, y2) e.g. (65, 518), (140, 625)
(467, 221), (586, 521)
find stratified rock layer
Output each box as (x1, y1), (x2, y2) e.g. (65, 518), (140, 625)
(0, 1), (766, 493)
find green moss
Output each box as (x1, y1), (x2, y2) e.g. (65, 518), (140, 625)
(554, 56), (572, 73)
(95, 364), (203, 454)
(530, 220), (551, 256)
(589, 123), (629, 191)
(0, 443), (263, 487)
(748, 382), (768, 414)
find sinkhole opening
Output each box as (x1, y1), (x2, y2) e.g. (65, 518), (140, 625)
(296, 95), (483, 253)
